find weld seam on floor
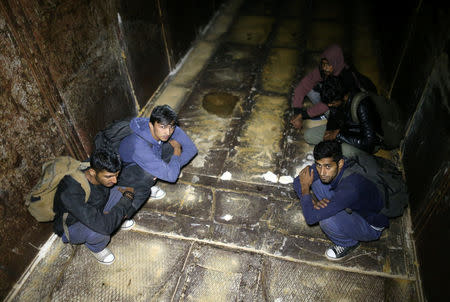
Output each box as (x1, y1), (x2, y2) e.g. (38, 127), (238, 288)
(130, 225), (416, 281)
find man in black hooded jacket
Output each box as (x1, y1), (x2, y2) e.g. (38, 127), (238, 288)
(304, 75), (383, 157)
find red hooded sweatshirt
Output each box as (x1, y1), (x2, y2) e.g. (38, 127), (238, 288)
(292, 44), (348, 117)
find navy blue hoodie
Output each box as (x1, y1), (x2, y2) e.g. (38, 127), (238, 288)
(293, 159), (389, 228)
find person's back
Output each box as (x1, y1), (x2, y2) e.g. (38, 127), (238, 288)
(323, 77), (383, 154)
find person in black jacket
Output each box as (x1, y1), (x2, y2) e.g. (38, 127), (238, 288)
(53, 149), (135, 265)
(304, 75), (383, 157)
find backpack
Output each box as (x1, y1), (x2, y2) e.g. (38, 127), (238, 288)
(351, 70), (378, 94)
(341, 154), (409, 218)
(350, 92), (406, 149)
(93, 118), (134, 153)
(26, 156), (91, 222)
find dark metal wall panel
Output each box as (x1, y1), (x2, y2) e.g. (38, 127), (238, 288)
(117, 0), (224, 108)
(401, 50), (450, 301)
(27, 0), (138, 151)
(164, 0), (224, 63)
(373, 0), (450, 300)
(118, 0), (170, 108)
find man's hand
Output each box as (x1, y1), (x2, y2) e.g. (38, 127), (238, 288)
(323, 129), (339, 141)
(290, 114), (303, 129)
(118, 187), (134, 194)
(169, 139), (182, 156)
(313, 198), (330, 210)
(118, 187), (135, 200)
(299, 166), (314, 195)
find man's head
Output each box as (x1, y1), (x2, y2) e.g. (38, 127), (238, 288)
(88, 148), (121, 187)
(320, 76), (348, 108)
(313, 140), (344, 184)
(149, 105), (178, 142)
(319, 58), (334, 78)
(319, 44), (346, 78)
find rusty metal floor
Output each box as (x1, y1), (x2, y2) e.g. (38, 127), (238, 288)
(7, 0), (421, 301)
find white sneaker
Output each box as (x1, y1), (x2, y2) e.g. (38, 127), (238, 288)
(120, 219), (135, 230)
(90, 248), (115, 265)
(149, 186), (166, 200)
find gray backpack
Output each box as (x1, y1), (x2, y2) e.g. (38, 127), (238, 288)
(341, 154), (409, 218)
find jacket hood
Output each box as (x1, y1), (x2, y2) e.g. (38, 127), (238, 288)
(130, 117), (158, 144)
(321, 44), (347, 76)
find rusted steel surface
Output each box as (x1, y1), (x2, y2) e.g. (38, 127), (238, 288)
(0, 0), (135, 299)
(0, 5), (67, 299)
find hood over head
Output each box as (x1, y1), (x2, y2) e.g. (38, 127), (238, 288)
(321, 44), (347, 76)
(129, 117), (157, 143)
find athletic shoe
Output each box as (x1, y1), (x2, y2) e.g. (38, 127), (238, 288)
(149, 186), (166, 200)
(120, 219), (135, 230)
(325, 243), (359, 260)
(90, 248), (115, 265)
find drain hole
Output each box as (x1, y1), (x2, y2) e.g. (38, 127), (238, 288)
(202, 92), (239, 118)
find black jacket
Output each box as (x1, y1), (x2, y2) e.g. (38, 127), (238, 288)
(326, 93), (383, 153)
(53, 175), (132, 236)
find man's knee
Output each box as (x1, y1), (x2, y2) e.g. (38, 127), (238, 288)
(304, 128), (323, 145)
(319, 211), (349, 233)
(86, 231), (110, 245)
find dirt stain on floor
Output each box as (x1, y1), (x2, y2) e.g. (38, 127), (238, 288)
(202, 92), (239, 118)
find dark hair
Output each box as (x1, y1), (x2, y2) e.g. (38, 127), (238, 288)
(150, 105), (178, 126)
(313, 140), (343, 162)
(320, 76), (347, 104)
(90, 148), (121, 173)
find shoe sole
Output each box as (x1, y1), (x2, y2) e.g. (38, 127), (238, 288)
(120, 220), (135, 230)
(120, 224), (135, 231)
(148, 192), (166, 200)
(324, 244), (360, 261)
(96, 258), (115, 265)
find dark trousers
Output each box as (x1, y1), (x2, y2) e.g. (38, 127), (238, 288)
(319, 210), (382, 247)
(62, 186), (123, 252)
(118, 142), (174, 211)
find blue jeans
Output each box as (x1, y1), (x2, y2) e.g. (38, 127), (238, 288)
(319, 210), (382, 247)
(62, 186), (123, 253)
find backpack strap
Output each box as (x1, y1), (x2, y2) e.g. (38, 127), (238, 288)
(69, 169), (91, 202)
(350, 91), (369, 124)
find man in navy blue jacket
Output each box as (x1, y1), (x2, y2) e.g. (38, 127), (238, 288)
(118, 105), (198, 218)
(293, 140), (388, 260)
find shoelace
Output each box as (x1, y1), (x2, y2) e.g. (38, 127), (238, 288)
(333, 245), (346, 254)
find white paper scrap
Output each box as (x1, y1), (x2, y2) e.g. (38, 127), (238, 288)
(220, 171), (232, 180)
(221, 214), (233, 221)
(262, 171), (278, 183)
(278, 175), (294, 184)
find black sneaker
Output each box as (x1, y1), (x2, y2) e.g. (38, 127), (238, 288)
(325, 243), (359, 260)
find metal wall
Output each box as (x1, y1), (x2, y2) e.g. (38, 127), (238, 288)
(374, 0), (450, 300)
(0, 0), (222, 299)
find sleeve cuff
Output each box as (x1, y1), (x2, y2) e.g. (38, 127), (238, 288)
(293, 108), (310, 119)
